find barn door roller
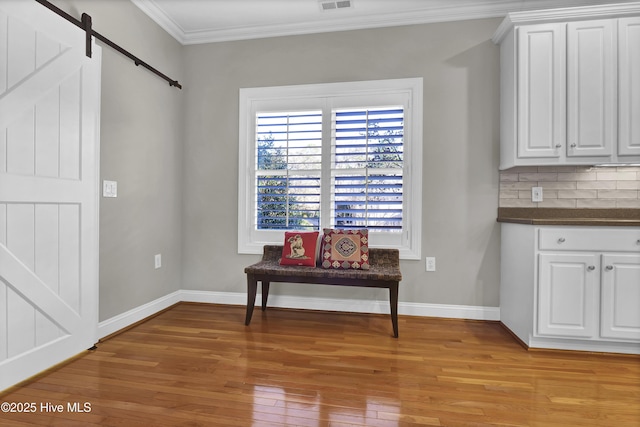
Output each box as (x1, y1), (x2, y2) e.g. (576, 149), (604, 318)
(35, 0), (182, 89)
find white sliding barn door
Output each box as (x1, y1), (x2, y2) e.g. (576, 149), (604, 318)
(0, 2), (100, 391)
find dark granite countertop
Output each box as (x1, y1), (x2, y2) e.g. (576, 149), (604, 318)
(497, 208), (640, 227)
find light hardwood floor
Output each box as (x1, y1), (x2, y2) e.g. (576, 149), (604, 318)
(1, 303), (639, 426)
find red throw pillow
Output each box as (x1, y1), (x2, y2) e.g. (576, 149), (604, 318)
(280, 231), (319, 266)
(321, 229), (369, 270)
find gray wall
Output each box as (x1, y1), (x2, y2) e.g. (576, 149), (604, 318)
(183, 20), (502, 307)
(52, 0), (184, 320)
(44, 2), (502, 318)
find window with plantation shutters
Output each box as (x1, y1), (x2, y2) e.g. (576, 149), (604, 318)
(333, 107), (404, 232)
(239, 78), (422, 259)
(256, 111), (322, 230)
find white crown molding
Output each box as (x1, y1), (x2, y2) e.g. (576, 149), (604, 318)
(130, 0), (186, 43)
(179, 4), (515, 45)
(131, 0), (640, 45)
(492, 2), (640, 43)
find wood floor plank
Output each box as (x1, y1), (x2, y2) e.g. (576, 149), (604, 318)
(1, 303), (638, 426)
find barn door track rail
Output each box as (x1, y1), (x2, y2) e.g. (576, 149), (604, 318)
(35, 0), (182, 89)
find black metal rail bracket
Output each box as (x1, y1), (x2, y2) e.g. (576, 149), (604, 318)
(35, 0), (182, 89)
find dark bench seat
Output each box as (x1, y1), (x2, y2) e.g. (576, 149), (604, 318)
(244, 245), (402, 337)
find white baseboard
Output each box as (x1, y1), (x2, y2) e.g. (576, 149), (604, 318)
(529, 337), (640, 355)
(98, 291), (181, 339)
(180, 290), (501, 320)
(179, 289), (245, 305)
(400, 301), (500, 320)
(98, 289), (500, 339)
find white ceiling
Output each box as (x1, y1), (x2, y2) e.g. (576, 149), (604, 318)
(131, 0), (636, 44)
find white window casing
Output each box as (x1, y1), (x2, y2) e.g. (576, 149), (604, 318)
(238, 78), (423, 260)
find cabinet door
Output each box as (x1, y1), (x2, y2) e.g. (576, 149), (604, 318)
(517, 24), (566, 159)
(567, 20), (616, 158)
(601, 254), (640, 341)
(618, 17), (640, 156)
(538, 253), (599, 338)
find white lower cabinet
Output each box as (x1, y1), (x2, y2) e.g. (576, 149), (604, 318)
(501, 224), (640, 354)
(600, 254), (640, 340)
(537, 253), (599, 338)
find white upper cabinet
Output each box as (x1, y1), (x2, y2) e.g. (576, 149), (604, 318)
(517, 24), (566, 159)
(493, 4), (640, 169)
(618, 17), (640, 156)
(567, 19), (616, 158)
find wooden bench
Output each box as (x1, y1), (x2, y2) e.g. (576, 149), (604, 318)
(244, 245), (402, 337)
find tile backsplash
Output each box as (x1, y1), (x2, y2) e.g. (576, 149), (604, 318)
(499, 166), (640, 208)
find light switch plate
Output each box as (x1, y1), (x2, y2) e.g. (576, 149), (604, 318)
(103, 180), (117, 198)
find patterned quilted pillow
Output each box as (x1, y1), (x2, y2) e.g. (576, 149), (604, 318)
(321, 229), (369, 270)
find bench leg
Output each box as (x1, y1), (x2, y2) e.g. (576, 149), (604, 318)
(261, 281), (270, 311)
(389, 282), (399, 338)
(245, 275), (258, 325)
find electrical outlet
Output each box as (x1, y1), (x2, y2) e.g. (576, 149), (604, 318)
(532, 186), (543, 202)
(154, 254), (162, 269)
(426, 257), (436, 272)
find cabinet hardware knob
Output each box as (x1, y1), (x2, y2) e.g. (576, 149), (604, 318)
(558, 238), (565, 243)
(555, 144), (562, 148)
(605, 265), (614, 271)
(637, 239), (640, 245)
(587, 265), (596, 271)
(570, 143), (577, 148)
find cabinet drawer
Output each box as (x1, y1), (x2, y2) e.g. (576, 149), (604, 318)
(538, 227), (640, 252)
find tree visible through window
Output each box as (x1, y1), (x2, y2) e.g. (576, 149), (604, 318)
(256, 111), (321, 230)
(255, 107), (404, 232)
(333, 108), (404, 231)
